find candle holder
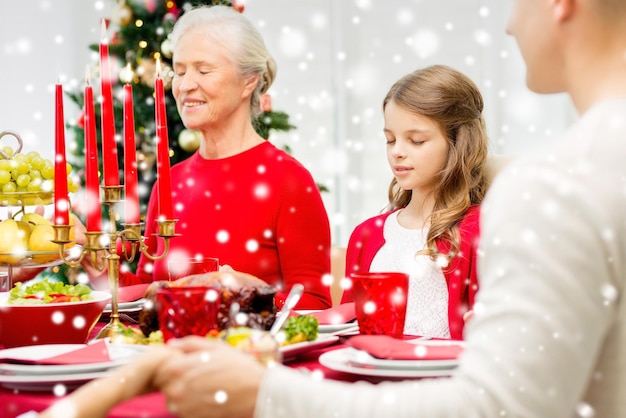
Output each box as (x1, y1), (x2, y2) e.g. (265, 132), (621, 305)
(52, 185), (178, 341)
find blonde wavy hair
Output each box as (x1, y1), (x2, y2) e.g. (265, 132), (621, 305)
(383, 65), (488, 260)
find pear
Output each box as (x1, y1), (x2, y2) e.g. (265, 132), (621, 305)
(16, 220), (33, 240)
(0, 219), (29, 264)
(22, 212), (51, 226)
(21, 212), (75, 257)
(29, 223), (60, 264)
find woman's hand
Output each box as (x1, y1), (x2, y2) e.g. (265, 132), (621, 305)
(38, 345), (180, 418)
(463, 310), (474, 322)
(155, 336), (266, 418)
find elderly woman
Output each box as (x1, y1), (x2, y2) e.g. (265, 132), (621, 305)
(116, 5), (332, 309)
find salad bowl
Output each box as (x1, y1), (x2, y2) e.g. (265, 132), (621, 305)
(0, 290), (111, 348)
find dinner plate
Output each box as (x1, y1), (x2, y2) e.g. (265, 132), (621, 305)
(0, 343), (148, 376)
(318, 323), (358, 334)
(280, 334), (339, 358)
(344, 339), (461, 370)
(293, 310), (356, 334)
(0, 371), (110, 391)
(319, 347), (458, 379)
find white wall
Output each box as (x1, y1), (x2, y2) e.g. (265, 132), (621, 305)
(0, 0), (577, 246)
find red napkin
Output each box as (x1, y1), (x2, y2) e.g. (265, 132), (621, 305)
(118, 283), (150, 303)
(309, 303), (356, 325)
(346, 335), (464, 360)
(0, 340), (111, 365)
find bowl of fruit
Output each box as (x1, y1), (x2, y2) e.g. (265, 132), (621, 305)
(0, 211), (76, 266)
(0, 131), (79, 207)
(0, 279), (111, 348)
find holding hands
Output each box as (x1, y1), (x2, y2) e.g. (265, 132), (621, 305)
(156, 337), (264, 418)
(37, 338), (265, 418)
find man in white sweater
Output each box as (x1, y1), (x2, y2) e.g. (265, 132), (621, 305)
(37, 0), (626, 417)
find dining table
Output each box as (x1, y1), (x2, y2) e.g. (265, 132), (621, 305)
(0, 312), (456, 418)
(0, 320), (416, 418)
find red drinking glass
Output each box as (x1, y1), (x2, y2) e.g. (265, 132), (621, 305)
(350, 272), (409, 339)
(156, 286), (220, 342)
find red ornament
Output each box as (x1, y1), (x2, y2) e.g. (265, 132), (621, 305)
(76, 110), (85, 129)
(165, 0), (179, 17)
(232, 1), (245, 13)
(145, 0), (156, 13)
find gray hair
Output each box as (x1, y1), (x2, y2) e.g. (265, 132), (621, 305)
(170, 5), (276, 118)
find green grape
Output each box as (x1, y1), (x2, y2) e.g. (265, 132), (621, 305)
(2, 182), (16, 193)
(13, 153), (27, 163)
(26, 151), (40, 161)
(0, 160), (11, 171)
(27, 178), (42, 192)
(10, 169), (19, 180)
(15, 160), (29, 175)
(29, 169), (42, 180)
(41, 164), (54, 180)
(30, 156), (45, 171)
(0, 170), (10, 184)
(1, 146), (14, 158)
(16, 186), (28, 193)
(16, 174), (30, 188)
(66, 162), (72, 175)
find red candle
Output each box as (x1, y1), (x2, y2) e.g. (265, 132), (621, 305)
(154, 59), (174, 220)
(123, 64), (140, 224)
(83, 70), (102, 231)
(99, 20), (120, 187)
(54, 83), (70, 226)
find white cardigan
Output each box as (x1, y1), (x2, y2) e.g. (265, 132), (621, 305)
(254, 98), (626, 418)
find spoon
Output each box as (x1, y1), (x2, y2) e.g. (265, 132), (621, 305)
(269, 284), (304, 336)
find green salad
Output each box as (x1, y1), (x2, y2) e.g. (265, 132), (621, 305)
(8, 279), (93, 305)
(283, 315), (319, 345)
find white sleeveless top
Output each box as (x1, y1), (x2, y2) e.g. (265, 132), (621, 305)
(369, 211), (451, 338)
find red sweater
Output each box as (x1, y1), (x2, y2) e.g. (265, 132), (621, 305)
(122, 142), (332, 309)
(340, 205), (480, 339)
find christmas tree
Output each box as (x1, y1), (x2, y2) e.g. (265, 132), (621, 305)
(65, 0), (295, 219)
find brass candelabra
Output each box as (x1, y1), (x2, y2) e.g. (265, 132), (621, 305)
(52, 185), (177, 340)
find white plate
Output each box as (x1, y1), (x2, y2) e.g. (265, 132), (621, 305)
(0, 371), (110, 391)
(280, 334), (339, 358)
(0, 343), (148, 376)
(293, 310), (356, 334)
(318, 323), (358, 334)
(104, 298), (146, 312)
(319, 347), (458, 379)
(344, 339), (462, 370)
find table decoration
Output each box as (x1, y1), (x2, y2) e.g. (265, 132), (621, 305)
(51, 27), (178, 342)
(83, 66), (102, 232)
(345, 335), (464, 361)
(122, 63), (140, 225)
(350, 272), (409, 338)
(53, 82), (69, 226)
(154, 58), (174, 221)
(98, 19), (119, 188)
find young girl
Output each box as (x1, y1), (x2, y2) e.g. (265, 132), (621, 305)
(341, 65), (488, 339)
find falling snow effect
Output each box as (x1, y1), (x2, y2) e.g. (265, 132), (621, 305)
(2, 2), (623, 417)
